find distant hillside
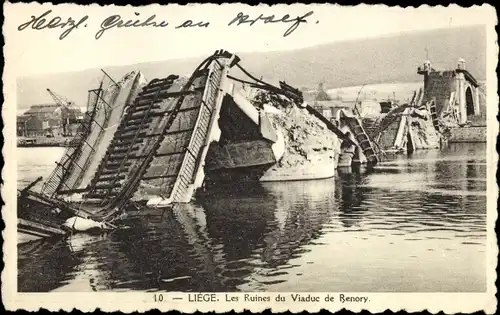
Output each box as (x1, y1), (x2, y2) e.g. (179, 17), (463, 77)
(17, 25), (486, 109)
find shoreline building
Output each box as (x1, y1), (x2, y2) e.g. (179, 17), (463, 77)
(311, 83), (382, 121)
(16, 115), (43, 137)
(17, 104), (83, 137)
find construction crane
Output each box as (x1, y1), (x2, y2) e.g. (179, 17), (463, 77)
(47, 88), (79, 137)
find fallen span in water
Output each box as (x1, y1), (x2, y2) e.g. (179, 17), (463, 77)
(32, 51), (242, 221)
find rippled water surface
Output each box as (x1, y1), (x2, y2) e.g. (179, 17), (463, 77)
(17, 143), (487, 292)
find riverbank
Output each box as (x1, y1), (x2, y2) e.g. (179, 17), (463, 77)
(17, 137), (77, 147)
(448, 126), (486, 143)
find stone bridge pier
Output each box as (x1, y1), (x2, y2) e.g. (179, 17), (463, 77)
(418, 58), (481, 125)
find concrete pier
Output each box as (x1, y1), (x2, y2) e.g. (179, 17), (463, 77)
(251, 92), (341, 182)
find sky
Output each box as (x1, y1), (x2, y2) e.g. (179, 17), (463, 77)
(4, 3), (497, 77)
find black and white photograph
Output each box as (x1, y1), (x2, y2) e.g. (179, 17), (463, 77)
(3, 2), (497, 313)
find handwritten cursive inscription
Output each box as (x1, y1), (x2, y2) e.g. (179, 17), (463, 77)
(175, 20), (210, 29)
(228, 11), (315, 37)
(95, 12), (169, 39)
(17, 10), (88, 40)
(17, 9), (319, 40)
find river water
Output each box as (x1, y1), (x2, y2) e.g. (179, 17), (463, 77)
(17, 143), (487, 292)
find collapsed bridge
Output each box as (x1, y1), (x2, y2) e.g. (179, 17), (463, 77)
(22, 50), (376, 225)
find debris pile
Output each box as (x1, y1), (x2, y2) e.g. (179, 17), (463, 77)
(408, 110), (440, 149)
(375, 103), (441, 151)
(251, 91), (341, 170)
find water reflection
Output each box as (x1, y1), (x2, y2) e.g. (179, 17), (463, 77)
(259, 180), (335, 264)
(18, 143), (487, 292)
(336, 170), (370, 228)
(18, 238), (80, 292)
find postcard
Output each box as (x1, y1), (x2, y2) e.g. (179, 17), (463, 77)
(2, 2), (498, 313)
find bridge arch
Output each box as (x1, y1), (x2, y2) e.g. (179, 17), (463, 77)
(465, 85), (475, 116)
